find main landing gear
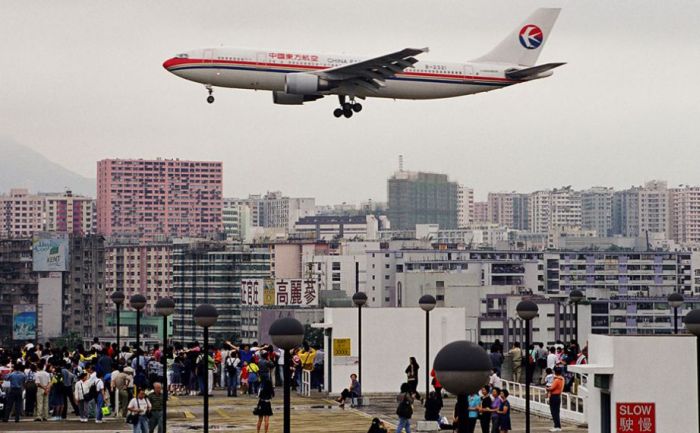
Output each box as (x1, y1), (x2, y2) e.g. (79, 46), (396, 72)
(206, 85), (214, 104)
(333, 95), (362, 118)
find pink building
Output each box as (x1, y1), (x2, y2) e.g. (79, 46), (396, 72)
(44, 191), (95, 235)
(0, 189), (44, 237)
(97, 159), (223, 240)
(473, 201), (489, 224)
(104, 242), (173, 314)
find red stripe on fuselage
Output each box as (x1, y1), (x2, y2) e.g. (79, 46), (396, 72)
(164, 57), (518, 83)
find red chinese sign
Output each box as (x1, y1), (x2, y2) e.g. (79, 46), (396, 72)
(616, 403), (655, 433)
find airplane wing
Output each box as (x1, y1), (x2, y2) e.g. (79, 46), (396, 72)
(505, 62), (566, 80)
(315, 47), (429, 93)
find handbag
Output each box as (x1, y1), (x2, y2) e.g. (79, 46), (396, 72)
(102, 406), (111, 416)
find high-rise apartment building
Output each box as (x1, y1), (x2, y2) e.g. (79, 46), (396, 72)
(172, 242), (271, 342)
(457, 186), (475, 228)
(0, 189), (44, 237)
(487, 192), (515, 227)
(512, 194), (530, 230)
(227, 192), (315, 231)
(528, 187), (581, 233)
(670, 185), (700, 244)
(473, 202), (489, 224)
(96, 159), (223, 240)
(44, 191), (95, 235)
(387, 171), (459, 230)
(63, 235), (106, 338)
(104, 241), (173, 314)
(223, 199), (252, 241)
(581, 187), (614, 236)
(0, 239), (37, 346)
(612, 181), (669, 237)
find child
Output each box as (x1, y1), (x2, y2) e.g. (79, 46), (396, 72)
(240, 362), (249, 395)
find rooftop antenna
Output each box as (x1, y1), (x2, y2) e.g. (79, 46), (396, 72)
(399, 154), (404, 172)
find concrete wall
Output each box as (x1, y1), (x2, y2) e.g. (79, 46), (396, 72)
(323, 307), (466, 394)
(38, 275), (62, 339)
(577, 334), (698, 433)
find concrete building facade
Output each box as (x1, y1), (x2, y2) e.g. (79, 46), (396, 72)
(457, 186), (475, 228)
(387, 171), (458, 230)
(96, 159), (223, 240)
(581, 187), (614, 236)
(0, 189), (45, 237)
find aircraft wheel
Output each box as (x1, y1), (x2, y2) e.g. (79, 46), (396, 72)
(333, 108), (343, 118)
(342, 102), (352, 111)
(207, 95), (215, 104)
(343, 110), (353, 118)
(352, 103), (362, 113)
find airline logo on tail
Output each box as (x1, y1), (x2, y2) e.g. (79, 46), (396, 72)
(519, 25), (543, 49)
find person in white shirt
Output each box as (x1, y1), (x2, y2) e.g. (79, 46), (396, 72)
(546, 347), (557, 369)
(34, 360), (52, 421)
(74, 372), (90, 422)
(127, 389), (152, 433)
(488, 368), (503, 390)
(95, 371), (107, 423)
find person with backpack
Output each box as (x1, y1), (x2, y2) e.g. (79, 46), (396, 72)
(395, 383), (414, 433)
(248, 361), (260, 395)
(127, 388), (151, 433)
(74, 372), (89, 423)
(225, 352), (241, 397)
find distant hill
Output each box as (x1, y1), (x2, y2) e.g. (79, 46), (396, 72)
(0, 137), (95, 196)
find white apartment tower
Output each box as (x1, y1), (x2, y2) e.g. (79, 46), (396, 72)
(457, 186), (475, 228)
(528, 187), (582, 233)
(670, 185), (700, 244)
(487, 192), (515, 227)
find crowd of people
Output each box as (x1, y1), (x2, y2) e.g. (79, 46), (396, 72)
(0, 337), (323, 433)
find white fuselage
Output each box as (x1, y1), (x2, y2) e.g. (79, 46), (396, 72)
(163, 48), (525, 100)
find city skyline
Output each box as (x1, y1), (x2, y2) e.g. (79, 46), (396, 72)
(1, 0), (699, 204)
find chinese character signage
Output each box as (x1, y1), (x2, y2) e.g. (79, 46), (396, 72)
(242, 279), (318, 307)
(274, 279), (318, 307)
(32, 232), (70, 272)
(333, 338), (351, 357)
(617, 402), (655, 433)
(13, 304), (37, 340)
(241, 279), (264, 306)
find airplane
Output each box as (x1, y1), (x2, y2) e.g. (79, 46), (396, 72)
(163, 8), (564, 119)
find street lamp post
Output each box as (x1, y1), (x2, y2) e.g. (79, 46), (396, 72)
(419, 294), (436, 399)
(516, 300), (539, 433)
(269, 317), (305, 433)
(111, 291), (125, 350)
(433, 340), (492, 433)
(194, 304), (219, 433)
(155, 297), (175, 433)
(684, 309), (700, 433)
(130, 294), (147, 350)
(669, 293), (684, 335)
(569, 290), (584, 344)
(352, 292), (367, 387)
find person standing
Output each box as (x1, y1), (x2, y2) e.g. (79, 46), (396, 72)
(74, 372), (89, 423)
(127, 388), (151, 433)
(507, 343), (522, 383)
(467, 391), (481, 433)
(2, 363), (26, 423)
(496, 390), (511, 433)
(395, 383), (414, 433)
(477, 386), (492, 433)
(489, 347), (503, 376)
(35, 360), (51, 421)
(488, 388), (500, 433)
(547, 367), (564, 432)
(94, 371), (107, 424)
(225, 352), (240, 397)
(405, 357), (420, 400)
(254, 379), (274, 433)
(147, 383), (164, 433)
(24, 363), (37, 419)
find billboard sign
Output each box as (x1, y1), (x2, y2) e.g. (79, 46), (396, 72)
(13, 304), (37, 340)
(617, 402), (655, 433)
(274, 279), (318, 306)
(33, 233), (70, 272)
(241, 279), (264, 306)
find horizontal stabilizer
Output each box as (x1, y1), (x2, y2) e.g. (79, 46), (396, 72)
(506, 62), (566, 80)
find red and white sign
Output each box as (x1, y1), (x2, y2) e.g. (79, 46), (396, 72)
(617, 403), (655, 433)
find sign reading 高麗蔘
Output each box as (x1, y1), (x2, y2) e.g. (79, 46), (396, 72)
(616, 402), (655, 433)
(333, 338), (351, 357)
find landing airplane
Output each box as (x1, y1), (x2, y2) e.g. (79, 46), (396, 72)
(163, 8), (564, 118)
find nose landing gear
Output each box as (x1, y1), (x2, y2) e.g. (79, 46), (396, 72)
(206, 85), (214, 104)
(333, 95), (362, 118)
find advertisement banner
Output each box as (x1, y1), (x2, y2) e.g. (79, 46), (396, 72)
(274, 279), (318, 306)
(32, 233), (70, 272)
(241, 279), (264, 306)
(13, 304), (37, 340)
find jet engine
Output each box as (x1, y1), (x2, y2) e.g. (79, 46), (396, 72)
(272, 91), (323, 105)
(284, 73), (333, 95)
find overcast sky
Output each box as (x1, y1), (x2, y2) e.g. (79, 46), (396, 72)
(1, 0), (699, 203)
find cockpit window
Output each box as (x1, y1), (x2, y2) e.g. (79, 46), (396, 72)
(176, 53), (189, 58)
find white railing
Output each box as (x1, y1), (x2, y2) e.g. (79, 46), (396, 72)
(500, 378), (587, 426)
(298, 369), (311, 397)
